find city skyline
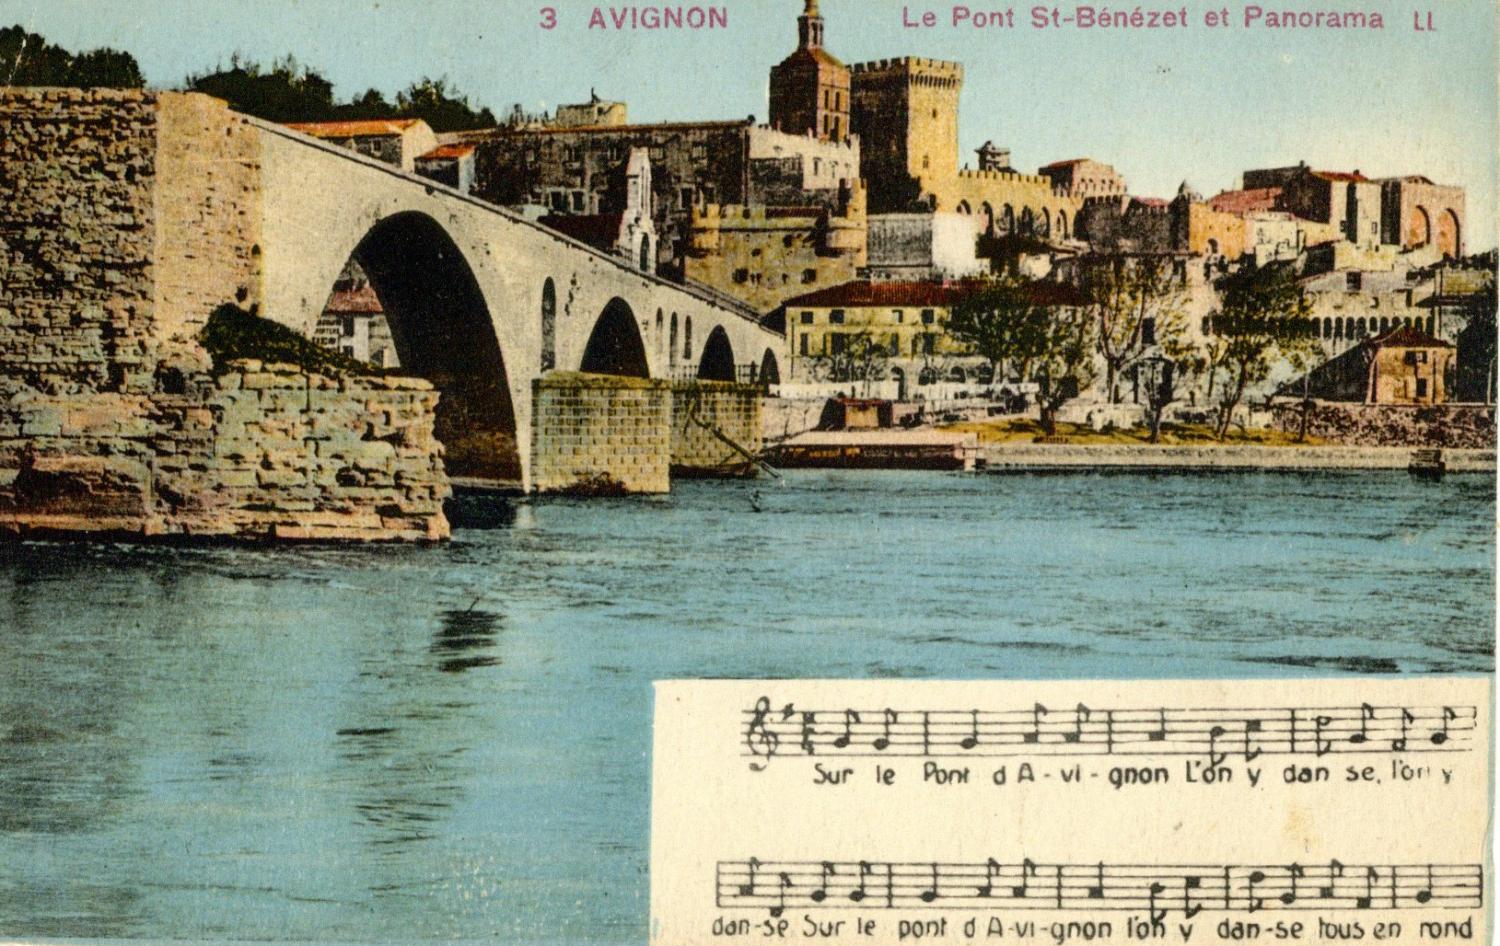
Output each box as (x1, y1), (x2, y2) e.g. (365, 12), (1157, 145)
(2, 0), (1496, 250)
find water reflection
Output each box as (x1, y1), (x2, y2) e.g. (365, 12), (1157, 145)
(431, 607), (503, 673)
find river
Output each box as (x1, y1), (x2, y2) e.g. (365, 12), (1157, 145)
(0, 470), (1491, 943)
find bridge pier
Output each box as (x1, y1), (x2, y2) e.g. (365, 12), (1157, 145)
(529, 372), (764, 494)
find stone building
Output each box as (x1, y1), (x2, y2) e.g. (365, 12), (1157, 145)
(1039, 158), (1128, 199)
(540, 147), (658, 273)
(461, 119), (858, 273)
(1297, 266), (1440, 357)
(1168, 183), (1246, 260)
(780, 278), (1087, 385)
(685, 182), (866, 314)
(285, 117), (439, 172)
(850, 56), (962, 211)
(865, 212), (985, 282)
(554, 91), (628, 128)
(413, 142), (476, 194)
(1380, 176), (1465, 257)
(768, 0), (850, 143)
(1291, 325), (1454, 404)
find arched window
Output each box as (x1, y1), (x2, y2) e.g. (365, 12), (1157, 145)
(1057, 210), (1069, 239)
(540, 277), (557, 371)
(639, 236), (652, 273)
(1323, 318), (1333, 338)
(1020, 207), (1035, 236)
(683, 316), (693, 361)
(1001, 204), (1014, 234)
(669, 313), (679, 365)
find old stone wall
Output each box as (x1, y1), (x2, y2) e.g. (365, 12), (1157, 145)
(153, 92), (264, 340)
(670, 381), (761, 476)
(530, 372), (670, 493)
(0, 88), (160, 394)
(1269, 400), (1496, 449)
(0, 360), (449, 541)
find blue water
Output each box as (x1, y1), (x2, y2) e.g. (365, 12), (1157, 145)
(0, 470), (1492, 943)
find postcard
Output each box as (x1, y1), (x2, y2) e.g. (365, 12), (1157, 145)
(0, 2), (1493, 945)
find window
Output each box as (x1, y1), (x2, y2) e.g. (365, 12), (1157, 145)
(800, 311), (814, 324)
(921, 309), (935, 325)
(1416, 378), (1429, 398)
(800, 334), (809, 355)
(813, 158), (821, 175)
(572, 191), (586, 212)
(892, 309), (904, 323)
(1142, 317), (1156, 346)
(802, 269), (817, 283)
(890, 334), (900, 356)
(829, 333), (847, 355)
(1346, 272), (1362, 291)
(830, 309), (845, 324)
(732, 268), (749, 284)
(680, 187), (695, 209)
(923, 334), (935, 355)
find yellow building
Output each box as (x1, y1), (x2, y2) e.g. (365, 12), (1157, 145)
(685, 185), (866, 314)
(781, 279), (1086, 384)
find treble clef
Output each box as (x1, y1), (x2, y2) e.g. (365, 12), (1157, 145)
(746, 696), (780, 771)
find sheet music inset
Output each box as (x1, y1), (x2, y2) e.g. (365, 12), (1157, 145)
(651, 679), (1489, 945)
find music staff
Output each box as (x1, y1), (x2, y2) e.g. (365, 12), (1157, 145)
(716, 859), (1483, 918)
(742, 700), (1477, 768)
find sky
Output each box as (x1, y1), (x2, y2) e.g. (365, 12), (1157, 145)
(3, 0), (1496, 249)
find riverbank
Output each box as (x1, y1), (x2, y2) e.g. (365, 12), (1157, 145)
(982, 443), (1496, 473)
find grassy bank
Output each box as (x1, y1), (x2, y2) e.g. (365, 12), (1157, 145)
(939, 418), (1324, 447)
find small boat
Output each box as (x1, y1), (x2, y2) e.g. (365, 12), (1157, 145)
(1408, 448), (1445, 480)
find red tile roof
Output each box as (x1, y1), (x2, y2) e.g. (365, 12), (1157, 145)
(419, 143), (476, 160)
(324, 284), (383, 315)
(286, 118), (424, 138)
(1208, 187), (1283, 215)
(1370, 325), (1451, 349)
(1312, 170), (1370, 183)
(784, 279), (1089, 308)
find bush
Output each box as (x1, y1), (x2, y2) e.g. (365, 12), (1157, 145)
(199, 304), (377, 377)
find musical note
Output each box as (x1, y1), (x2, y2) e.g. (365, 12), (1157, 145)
(1148, 708), (1167, 742)
(832, 709), (860, 749)
(977, 858), (1001, 897)
(849, 861), (873, 903)
(1356, 867), (1377, 909)
(1024, 703), (1046, 744)
(1319, 859), (1345, 899)
(920, 863), (939, 903)
(873, 709), (896, 751)
(1243, 719), (1263, 762)
(1087, 862), (1105, 899)
(1280, 864), (1303, 906)
(746, 698), (779, 771)
(1013, 858), (1037, 899)
(1148, 881), (1167, 924)
(1065, 704), (1090, 744)
(1393, 708), (1415, 752)
(1183, 875), (1204, 919)
(810, 861), (834, 903)
(800, 712), (818, 755)
(960, 710), (980, 750)
(1432, 707), (1457, 745)
(1314, 714), (1333, 757)
(1208, 725), (1228, 768)
(1414, 865), (1434, 905)
(1247, 870), (1266, 913)
(1349, 703), (1374, 745)
(771, 871), (791, 918)
(739, 857), (761, 897)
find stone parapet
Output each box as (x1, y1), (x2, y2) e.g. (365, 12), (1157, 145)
(1268, 400), (1496, 449)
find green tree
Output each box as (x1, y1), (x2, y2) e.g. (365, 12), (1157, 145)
(0, 25), (143, 88)
(395, 76), (496, 132)
(187, 54), (338, 122)
(1086, 256), (1188, 403)
(1205, 263), (1317, 440)
(948, 278), (1097, 435)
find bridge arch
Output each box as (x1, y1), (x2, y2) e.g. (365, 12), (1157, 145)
(697, 325), (736, 381)
(337, 210), (519, 481)
(580, 297), (650, 377)
(759, 348), (781, 386)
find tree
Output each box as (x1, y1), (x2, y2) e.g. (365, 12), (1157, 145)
(187, 54), (337, 122)
(1205, 263), (1317, 440)
(1086, 255), (1187, 403)
(809, 328), (892, 393)
(395, 76), (496, 132)
(948, 278), (1097, 435)
(0, 25), (143, 88)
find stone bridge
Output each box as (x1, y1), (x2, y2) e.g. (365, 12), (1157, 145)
(196, 94), (781, 489)
(0, 89), (784, 539)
